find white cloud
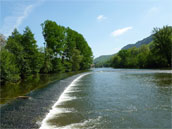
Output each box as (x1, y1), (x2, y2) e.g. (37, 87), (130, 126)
(15, 5), (33, 29)
(111, 27), (133, 37)
(0, 5), (34, 37)
(0, 0), (44, 37)
(97, 15), (107, 21)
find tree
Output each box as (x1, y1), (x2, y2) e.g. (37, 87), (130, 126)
(41, 20), (65, 56)
(0, 49), (20, 83)
(0, 34), (6, 50)
(137, 45), (150, 68)
(63, 27), (77, 71)
(75, 33), (93, 70)
(40, 48), (53, 73)
(41, 21), (93, 72)
(111, 55), (121, 68)
(5, 28), (44, 78)
(41, 20), (66, 72)
(22, 27), (43, 74)
(5, 29), (25, 77)
(1, 21), (93, 84)
(117, 49), (129, 67)
(152, 26), (172, 67)
(71, 49), (83, 71)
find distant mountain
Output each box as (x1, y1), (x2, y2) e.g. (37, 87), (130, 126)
(94, 54), (114, 63)
(94, 35), (153, 67)
(94, 54), (114, 67)
(121, 35), (153, 50)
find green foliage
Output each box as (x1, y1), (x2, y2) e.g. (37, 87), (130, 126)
(71, 49), (83, 71)
(137, 45), (150, 68)
(110, 26), (172, 69)
(41, 20), (93, 72)
(112, 55), (121, 67)
(5, 29), (25, 76)
(0, 49), (20, 83)
(52, 58), (65, 73)
(22, 27), (43, 74)
(40, 48), (53, 73)
(41, 20), (65, 56)
(0, 33), (6, 50)
(152, 26), (172, 67)
(122, 35), (153, 50)
(75, 33), (93, 70)
(1, 20), (93, 83)
(5, 27), (44, 78)
(94, 54), (114, 67)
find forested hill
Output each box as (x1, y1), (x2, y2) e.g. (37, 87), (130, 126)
(94, 26), (172, 68)
(94, 35), (153, 67)
(121, 35), (153, 50)
(94, 54), (114, 67)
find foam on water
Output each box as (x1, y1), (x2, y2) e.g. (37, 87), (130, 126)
(58, 116), (102, 129)
(39, 73), (90, 129)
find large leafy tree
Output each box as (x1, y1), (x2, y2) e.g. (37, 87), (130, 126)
(75, 33), (93, 70)
(0, 49), (20, 83)
(41, 21), (93, 72)
(41, 20), (66, 72)
(152, 26), (172, 67)
(65, 28), (93, 70)
(64, 28), (77, 61)
(41, 20), (65, 56)
(63, 27), (77, 71)
(5, 29), (25, 77)
(5, 28), (44, 78)
(22, 27), (43, 74)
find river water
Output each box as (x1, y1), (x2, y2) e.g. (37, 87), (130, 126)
(40, 68), (172, 129)
(0, 68), (172, 129)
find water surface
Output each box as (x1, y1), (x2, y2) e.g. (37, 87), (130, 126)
(0, 68), (171, 129)
(41, 68), (172, 129)
(0, 72), (84, 128)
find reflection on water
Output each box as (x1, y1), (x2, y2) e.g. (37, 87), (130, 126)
(42, 68), (172, 129)
(0, 72), (79, 104)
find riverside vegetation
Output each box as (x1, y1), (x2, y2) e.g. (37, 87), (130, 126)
(94, 26), (172, 68)
(0, 20), (93, 84)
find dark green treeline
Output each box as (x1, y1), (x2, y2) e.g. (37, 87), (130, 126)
(0, 20), (93, 84)
(104, 26), (172, 69)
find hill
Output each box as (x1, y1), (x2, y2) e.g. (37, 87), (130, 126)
(94, 54), (114, 67)
(121, 35), (153, 50)
(94, 35), (153, 67)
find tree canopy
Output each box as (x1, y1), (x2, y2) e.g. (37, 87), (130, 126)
(0, 20), (93, 84)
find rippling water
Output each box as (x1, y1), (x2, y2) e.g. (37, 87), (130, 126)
(40, 68), (172, 129)
(0, 68), (171, 129)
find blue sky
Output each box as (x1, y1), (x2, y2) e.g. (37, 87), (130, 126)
(0, 0), (172, 58)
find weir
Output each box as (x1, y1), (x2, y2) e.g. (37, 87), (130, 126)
(39, 73), (91, 129)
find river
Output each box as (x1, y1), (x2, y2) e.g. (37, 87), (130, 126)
(0, 68), (172, 129)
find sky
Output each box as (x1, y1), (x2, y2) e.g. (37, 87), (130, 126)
(0, 0), (172, 58)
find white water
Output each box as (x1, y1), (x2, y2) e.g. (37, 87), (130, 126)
(39, 73), (90, 129)
(58, 116), (102, 129)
